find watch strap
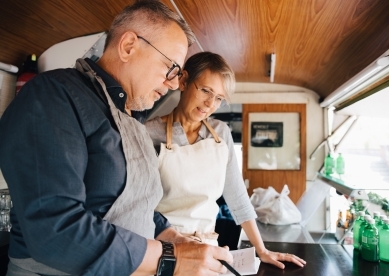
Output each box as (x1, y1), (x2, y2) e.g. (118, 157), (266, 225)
(156, 241), (176, 276)
(160, 241), (175, 259)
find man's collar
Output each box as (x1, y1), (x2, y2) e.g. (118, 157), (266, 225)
(83, 58), (127, 113)
(83, 58), (150, 123)
(84, 58), (121, 89)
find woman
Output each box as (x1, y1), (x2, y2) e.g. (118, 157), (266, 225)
(145, 52), (306, 269)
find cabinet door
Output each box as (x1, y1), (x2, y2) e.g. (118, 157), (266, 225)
(242, 104), (306, 203)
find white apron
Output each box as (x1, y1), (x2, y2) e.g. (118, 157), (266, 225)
(156, 112), (229, 245)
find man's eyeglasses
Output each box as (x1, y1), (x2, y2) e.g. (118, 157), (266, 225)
(137, 36), (182, 81)
(193, 82), (227, 108)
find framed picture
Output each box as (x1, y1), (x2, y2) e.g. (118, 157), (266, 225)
(251, 122), (283, 147)
(248, 112), (300, 170)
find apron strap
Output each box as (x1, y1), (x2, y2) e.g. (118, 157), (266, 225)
(201, 119), (221, 143)
(165, 110), (220, 150)
(75, 59), (108, 105)
(76, 59), (131, 117)
(166, 111), (174, 149)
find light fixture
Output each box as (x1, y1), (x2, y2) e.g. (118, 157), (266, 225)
(320, 52), (389, 108)
(270, 53), (276, 83)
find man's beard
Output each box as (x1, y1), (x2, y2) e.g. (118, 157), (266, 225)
(128, 92), (157, 111)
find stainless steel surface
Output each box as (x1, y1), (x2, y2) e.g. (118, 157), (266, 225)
(239, 220), (315, 245)
(317, 172), (389, 195)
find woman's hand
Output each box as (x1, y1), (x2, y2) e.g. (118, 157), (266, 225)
(257, 249), (306, 269)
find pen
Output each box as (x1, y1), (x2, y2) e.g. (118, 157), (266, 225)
(219, 260), (241, 276)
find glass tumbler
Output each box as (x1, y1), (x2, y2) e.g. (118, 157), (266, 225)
(0, 209), (11, 231)
(0, 190), (12, 210)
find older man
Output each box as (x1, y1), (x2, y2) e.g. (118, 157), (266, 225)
(0, 1), (232, 275)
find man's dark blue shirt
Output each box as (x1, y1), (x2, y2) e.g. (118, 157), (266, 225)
(0, 59), (169, 275)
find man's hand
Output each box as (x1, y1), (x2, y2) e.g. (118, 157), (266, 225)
(156, 227), (191, 243)
(174, 242), (233, 276)
(156, 227), (233, 275)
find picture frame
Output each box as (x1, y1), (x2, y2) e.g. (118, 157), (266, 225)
(251, 122), (283, 147)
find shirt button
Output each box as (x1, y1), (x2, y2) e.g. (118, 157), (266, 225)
(119, 93), (124, 98)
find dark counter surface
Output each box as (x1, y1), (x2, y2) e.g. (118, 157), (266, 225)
(0, 232), (9, 247)
(0, 231), (9, 276)
(241, 241), (389, 276)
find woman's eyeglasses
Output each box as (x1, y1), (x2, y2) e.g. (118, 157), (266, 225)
(193, 82), (227, 108)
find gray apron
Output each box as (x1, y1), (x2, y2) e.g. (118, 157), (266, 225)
(78, 60), (163, 238)
(7, 59), (163, 275)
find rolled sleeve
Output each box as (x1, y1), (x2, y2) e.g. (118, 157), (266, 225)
(153, 211), (171, 238)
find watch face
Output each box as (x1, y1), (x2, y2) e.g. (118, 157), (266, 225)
(158, 259), (175, 276)
(157, 257), (176, 276)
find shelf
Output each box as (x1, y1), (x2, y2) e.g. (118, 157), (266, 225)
(316, 172), (388, 198)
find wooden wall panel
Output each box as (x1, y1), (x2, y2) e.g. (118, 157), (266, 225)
(242, 104), (306, 204)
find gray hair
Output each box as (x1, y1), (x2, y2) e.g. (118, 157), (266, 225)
(183, 52), (235, 102)
(104, 0), (195, 51)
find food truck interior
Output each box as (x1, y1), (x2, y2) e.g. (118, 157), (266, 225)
(0, 0), (389, 275)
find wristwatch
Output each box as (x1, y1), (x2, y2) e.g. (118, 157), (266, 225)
(156, 241), (176, 276)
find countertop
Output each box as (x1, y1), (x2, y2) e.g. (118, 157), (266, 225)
(240, 241), (389, 276)
(238, 220), (315, 246)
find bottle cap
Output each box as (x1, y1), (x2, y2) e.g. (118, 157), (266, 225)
(31, 54), (37, 61)
(373, 211), (380, 216)
(383, 219), (389, 224)
(380, 215), (387, 219)
(359, 211), (365, 216)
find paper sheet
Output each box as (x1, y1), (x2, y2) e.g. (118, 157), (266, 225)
(223, 247), (260, 276)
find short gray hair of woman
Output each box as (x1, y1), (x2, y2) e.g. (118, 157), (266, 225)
(183, 52), (236, 102)
(104, 0), (195, 51)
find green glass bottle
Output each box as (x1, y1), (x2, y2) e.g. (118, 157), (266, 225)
(376, 215), (387, 232)
(359, 214), (372, 249)
(324, 153), (335, 175)
(379, 219), (389, 262)
(336, 153), (345, 175)
(353, 211), (365, 249)
(361, 218), (379, 262)
(373, 211), (381, 223)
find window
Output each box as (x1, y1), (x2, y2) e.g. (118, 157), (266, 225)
(329, 116), (389, 233)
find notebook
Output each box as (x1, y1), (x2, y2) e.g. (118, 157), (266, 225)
(223, 247), (260, 276)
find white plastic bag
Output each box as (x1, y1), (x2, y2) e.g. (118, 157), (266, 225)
(250, 184), (301, 225)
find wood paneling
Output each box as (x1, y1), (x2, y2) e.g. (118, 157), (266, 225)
(161, 0), (389, 98)
(1, 0), (389, 99)
(0, 0), (136, 69)
(242, 104), (306, 204)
